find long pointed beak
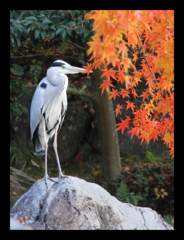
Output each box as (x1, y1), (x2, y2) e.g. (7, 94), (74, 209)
(65, 65), (87, 73)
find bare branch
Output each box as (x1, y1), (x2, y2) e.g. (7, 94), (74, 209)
(67, 87), (93, 100)
(10, 54), (85, 60)
(10, 54), (46, 59)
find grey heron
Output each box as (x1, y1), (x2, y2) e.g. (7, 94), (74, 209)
(30, 60), (88, 187)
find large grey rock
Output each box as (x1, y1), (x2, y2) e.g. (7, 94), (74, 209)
(10, 177), (173, 230)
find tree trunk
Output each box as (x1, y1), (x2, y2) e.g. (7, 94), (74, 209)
(90, 68), (122, 180)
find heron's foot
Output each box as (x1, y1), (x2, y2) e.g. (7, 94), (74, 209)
(44, 174), (50, 188)
(47, 174), (68, 183)
(58, 173), (68, 180)
(47, 177), (58, 182)
(44, 174), (59, 188)
(58, 174), (70, 184)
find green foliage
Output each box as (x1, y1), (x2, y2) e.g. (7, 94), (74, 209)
(29, 59), (42, 72)
(10, 10), (94, 51)
(146, 151), (156, 162)
(10, 10), (94, 118)
(25, 59), (43, 83)
(163, 215), (174, 227)
(10, 76), (26, 95)
(10, 99), (27, 118)
(10, 64), (24, 76)
(10, 59), (43, 117)
(10, 140), (43, 177)
(10, 140), (29, 171)
(10, 196), (17, 208)
(98, 152), (173, 216)
(120, 152), (174, 216)
(10, 73), (27, 117)
(116, 180), (143, 206)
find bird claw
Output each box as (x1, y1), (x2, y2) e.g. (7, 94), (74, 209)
(47, 174), (68, 183)
(44, 174), (68, 188)
(44, 175), (50, 188)
(58, 173), (68, 180)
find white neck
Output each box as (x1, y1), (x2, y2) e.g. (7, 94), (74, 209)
(46, 67), (65, 86)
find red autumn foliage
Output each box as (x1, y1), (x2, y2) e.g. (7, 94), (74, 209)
(84, 10), (174, 157)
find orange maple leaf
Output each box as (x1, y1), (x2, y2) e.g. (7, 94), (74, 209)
(83, 63), (93, 76)
(119, 42), (128, 58)
(162, 78), (174, 92)
(128, 127), (139, 138)
(140, 90), (150, 101)
(126, 100), (135, 111)
(139, 132), (149, 144)
(122, 57), (136, 73)
(121, 58), (131, 73)
(101, 68), (117, 80)
(163, 132), (173, 147)
(85, 10), (174, 157)
(117, 70), (125, 84)
(131, 87), (138, 97)
(108, 89), (119, 100)
(115, 104), (123, 116)
(144, 102), (155, 116)
(132, 51), (138, 62)
(87, 36), (101, 56)
(127, 32), (139, 46)
(149, 128), (161, 142)
(155, 121), (163, 132)
(99, 79), (115, 95)
(120, 88), (130, 98)
(116, 116), (131, 134)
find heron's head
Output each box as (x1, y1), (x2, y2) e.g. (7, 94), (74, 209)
(48, 60), (87, 75)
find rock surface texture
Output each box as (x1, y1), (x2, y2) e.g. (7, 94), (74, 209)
(10, 176), (173, 230)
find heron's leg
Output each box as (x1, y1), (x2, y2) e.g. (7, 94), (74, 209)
(53, 124), (67, 180)
(44, 145), (49, 188)
(42, 118), (50, 188)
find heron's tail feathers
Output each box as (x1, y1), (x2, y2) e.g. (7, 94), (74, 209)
(34, 149), (45, 155)
(32, 138), (45, 155)
(32, 126), (54, 155)
(33, 138), (53, 155)
(32, 124), (47, 155)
